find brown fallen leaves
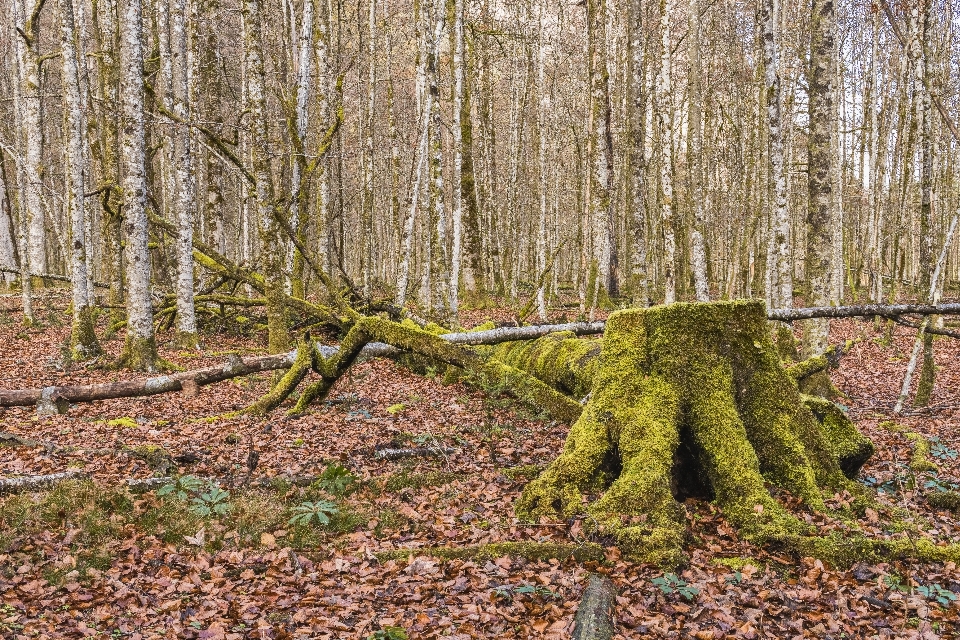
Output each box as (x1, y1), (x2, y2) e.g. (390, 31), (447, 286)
(0, 296), (958, 638)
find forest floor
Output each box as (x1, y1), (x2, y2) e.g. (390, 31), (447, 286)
(0, 293), (959, 639)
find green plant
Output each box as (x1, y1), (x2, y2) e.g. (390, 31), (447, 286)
(191, 485), (232, 517)
(917, 583), (958, 608)
(651, 573), (699, 600)
(157, 476), (232, 517)
(883, 574), (909, 594)
(386, 403), (405, 415)
(288, 500), (338, 526)
(315, 463), (358, 496)
(157, 475), (206, 501)
(929, 437), (958, 462)
(367, 627), (408, 640)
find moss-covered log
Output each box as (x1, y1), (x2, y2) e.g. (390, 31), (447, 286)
(515, 301), (874, 567)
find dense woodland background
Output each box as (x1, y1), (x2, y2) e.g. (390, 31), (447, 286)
(0, 0), (959, 356)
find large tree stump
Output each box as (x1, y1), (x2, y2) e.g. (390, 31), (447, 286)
(516, 301), (874, 567)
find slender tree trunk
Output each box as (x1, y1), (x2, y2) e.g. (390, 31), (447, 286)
(0, 160), (16, 286)
(171, 0), (197, 346)
(289, 0), (314, 298)
(657, 0), (676, 304)
(244, 0), (288, 353)
(450, 0), (465, 321)
(761, 0), (792, 309)
(629, 0), (649, 306)
(361, 0), (375, 297)
(426, 1), (449, 319)
(686, 0), (709, 301)
(118, 0), (159, 370)
(9, 17), (34, 323)
(535, 0), (549, 321)
(588, 0), (617, 300)
(59, 0), (102, 358)
(14, 0), (48, 284)
(802, 0), (837, 359)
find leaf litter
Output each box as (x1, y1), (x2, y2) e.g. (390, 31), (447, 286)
(0, 299), (958, 638)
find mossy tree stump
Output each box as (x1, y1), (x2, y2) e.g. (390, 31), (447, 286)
(516, 301), (874, 567)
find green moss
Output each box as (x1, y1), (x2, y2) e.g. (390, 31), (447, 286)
(927, 491), (960, 512)
(375, 541), (605, 564)
(126, 444), (172, 470)
(801, 395), (875, 478)
(906, 432), (938, 472)
(106, 416), (138, 429)
(500, 465), (545, 481)
(712, 556), (763, 572)
(470, 320), (497, 332)
(788, 532), (960, 568)
(516, 301), (870, 567)
(118, 334), (161, 372)
(486, 331), (600, 400)
(384, 471), (460, 492)
(70, 306), (102, 361)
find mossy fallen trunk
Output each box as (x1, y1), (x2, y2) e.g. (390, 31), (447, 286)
(516, 301), (874, 567)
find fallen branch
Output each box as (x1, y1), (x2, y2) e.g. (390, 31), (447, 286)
(0, 351), (295, 407)
(373, 446), (459, 461)
(0, 431), (64, 453)
(572, 574), (618, 640)
(767, 302), (960, 322)
(0, 267), (109, 289)
(0, 470), (87, 495)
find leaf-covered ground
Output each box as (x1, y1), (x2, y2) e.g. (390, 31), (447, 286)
(1, 295), (959, 639)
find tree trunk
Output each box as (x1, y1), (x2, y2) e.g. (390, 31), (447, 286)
(118, 0), (159, 371)
(686, 0), (709, 302)
(171, 0), (198, 347)
(516, 301), (873, 567)
(244, 0), (288, 354)
(656, 0), (676, 304)
(761, 0), (791, 310)
(59, 0), (102, 359)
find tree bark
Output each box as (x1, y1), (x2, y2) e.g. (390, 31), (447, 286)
(572, 574), (617, 640)
(118, 0), (159, 371)
(59, 0), (102, 360)
(171, 0), (198, 347)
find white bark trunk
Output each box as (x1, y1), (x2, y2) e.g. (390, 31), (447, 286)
(119, 0), (157, 365)
(657, 0), (676, 304)
(450, 0), (465, 319)
(172, 0), (197, 341)
(761, 0), (791, 309)
(59, 0), (101, 357)
(14, 0), (48, 279)
(686, 0), (708, 301)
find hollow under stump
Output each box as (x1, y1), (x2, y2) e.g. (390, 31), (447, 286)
(516, 300), (876, 567)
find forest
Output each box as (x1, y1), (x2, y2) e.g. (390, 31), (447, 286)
(1, 0), (960, 635)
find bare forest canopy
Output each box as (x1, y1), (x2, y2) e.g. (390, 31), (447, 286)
(1, 0), (960, 371)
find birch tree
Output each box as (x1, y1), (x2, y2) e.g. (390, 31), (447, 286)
(657, 0), (676, 304)
(761, 0), (792, 309)
(13, 0), (49, 282)
(59, 0), (102, 358)
(802, 0), (837, 362)
(118, 0), (159, 370)
(171, 0), (197, 347)
(686, 0), (709, 301)
(245, 0), (288, 353)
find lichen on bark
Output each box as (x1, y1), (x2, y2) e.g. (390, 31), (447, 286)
(515, 301), (863, 566)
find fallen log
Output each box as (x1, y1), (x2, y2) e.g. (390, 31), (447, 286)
(373, 446), (459, 460)
(572, 574), (618, 640)
(0, 470), (87, 495)
(0, 351), (295, 407)
(767, 302), (960, 322)
(3, 301), (959, 409)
